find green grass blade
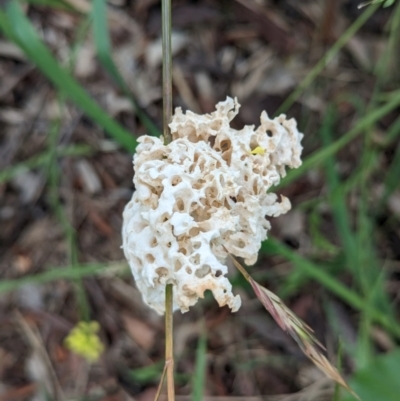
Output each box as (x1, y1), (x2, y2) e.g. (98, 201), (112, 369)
(277, 89), (400, 189)
(0, 145), (92, 184)
(342, 349), (400, 401)
(24, 0), (75, 10)
(67, 15), (93, 72)
(46, 117), (91, 320)
(0, 2), (137, 152)
(92, 0), (160, 137)
(381, 144), (400, 205)
(309, 209), (339, 256)
(261, 238), (400, 338)
(0, 263), (128, 295)
(315, 114), (400, 208)
(373, 116), (400, 210)
(192, 323), (207, 401)
(276, 3), (379, 114)
(385, 115), (400, 145)
(320, 106), (359, 272)
(332, 340), (344, 401)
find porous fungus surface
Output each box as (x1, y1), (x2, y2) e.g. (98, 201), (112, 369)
(122, 97), (303, 314)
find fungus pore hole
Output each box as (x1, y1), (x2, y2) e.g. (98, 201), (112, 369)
(195, 264), (211, 278)
(156, 267), (168, 277)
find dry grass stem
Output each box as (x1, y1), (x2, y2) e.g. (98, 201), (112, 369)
(227, 252), (359, 400)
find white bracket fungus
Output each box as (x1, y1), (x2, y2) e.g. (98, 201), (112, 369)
(122, 97), (303, 314)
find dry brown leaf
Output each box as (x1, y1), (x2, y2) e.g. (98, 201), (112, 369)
(234, 0), (293, 52)
(75, 159), (102, 195)
(121, 313), (156, 351)
(0, 383), (37, 401)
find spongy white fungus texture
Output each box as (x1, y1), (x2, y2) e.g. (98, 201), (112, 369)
(122, 97), (303, 314)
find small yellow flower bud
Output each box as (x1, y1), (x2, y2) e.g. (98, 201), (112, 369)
(64, 321), (104, 362)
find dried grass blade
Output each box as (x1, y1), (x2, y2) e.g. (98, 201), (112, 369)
(228, 253), (360, 400)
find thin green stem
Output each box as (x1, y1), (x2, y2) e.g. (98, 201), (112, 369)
(192, 321), (207, 401)
(47, 120), (90, 321)
(0, 263), (126, 295)
(262, 239), (400, 338)
(0, 145), (92, 185)
(161, 0), (174, 397)
(161, 0), (174, 398)
(162, 0), (173, 145)
(165, 284), (175, 401)
(92, 0), (160, 137)
(154, 363), (168, 401)
(0, 3), (137, 152)
(276, 3), (379, 115)
(277, 87), (400, 189)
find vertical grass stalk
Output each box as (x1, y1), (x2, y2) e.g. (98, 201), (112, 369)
(162, 0), (174, 400)
(276, 2), (379, 114)
(165, 284), (175, 401)
(162, 0), (173, 145)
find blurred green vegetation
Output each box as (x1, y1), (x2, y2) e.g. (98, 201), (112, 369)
(0, 0), (400, 400)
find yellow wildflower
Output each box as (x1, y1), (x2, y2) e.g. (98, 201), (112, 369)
(64, 321), (104, 362)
